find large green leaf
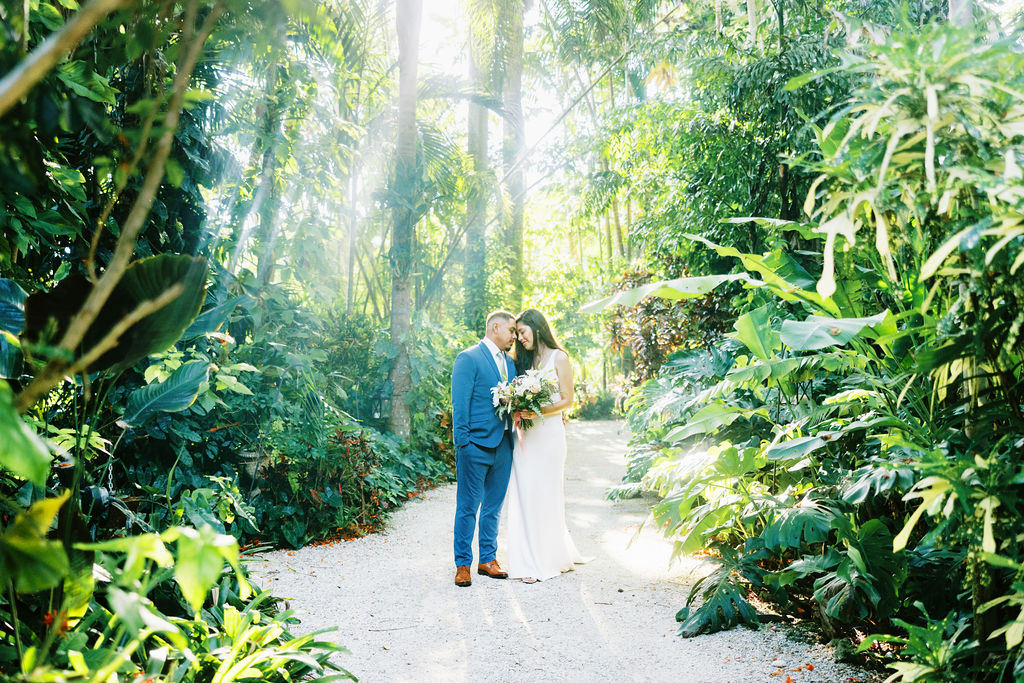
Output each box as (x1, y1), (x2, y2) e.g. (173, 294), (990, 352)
(726, 357), (804, 384)
(780, 310), (890, 351)
(761, 500), (839, 551)
(181, 294), (255, 340)
(56, 61), (119, 104)
(580, 236), (834, 316)
(579, 274), (753, 314)
(665, 404), (747, 442)
(814, 520), (904, 620)
(122, 360), (211, 427)
(0, 330), (21, 380)
(162, 526), (247, 613)
(759, 251), (817, 291)
(112, 255), (208, 371)
(712, 445), (759, 478)
(24, 254), (207, 373)
(684, 234), (840, 315)
(107, 586), (183, 643)
(0, 381), (52, 484)
(78, 533), (173, 585)
(733, 306), (779, 360)
(0, 279), (26, 379)
(0, 493), (70, 593)
(842, 462), (917, 505)
(676, 543), (763, 637)
(763, 434), (829, 462)
(0, 279), (26, 334)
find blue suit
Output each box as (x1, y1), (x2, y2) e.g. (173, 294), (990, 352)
(451, 341), (517, 567)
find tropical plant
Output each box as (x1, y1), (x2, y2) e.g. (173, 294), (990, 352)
(589, 7), (1024, 680)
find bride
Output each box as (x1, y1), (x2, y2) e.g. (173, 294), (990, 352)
(505, 308), (588, 583)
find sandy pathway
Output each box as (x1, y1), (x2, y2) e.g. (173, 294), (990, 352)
(247, 421), (875, 682)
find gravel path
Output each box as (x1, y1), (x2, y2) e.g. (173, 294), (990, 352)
(247, 420), (877, 682)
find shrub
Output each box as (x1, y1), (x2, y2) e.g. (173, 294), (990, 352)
(570, 382), (620, 420)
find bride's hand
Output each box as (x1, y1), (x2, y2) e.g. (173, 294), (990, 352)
(516, 410), (540, 421)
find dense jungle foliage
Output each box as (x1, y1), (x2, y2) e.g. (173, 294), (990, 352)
(1, 0), (1022, 680)
(584, 2), (1024, 681)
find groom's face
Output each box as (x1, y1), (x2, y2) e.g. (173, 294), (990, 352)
(492, 318), (517, 351)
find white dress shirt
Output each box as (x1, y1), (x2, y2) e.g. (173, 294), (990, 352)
(481, 337), (508, 381)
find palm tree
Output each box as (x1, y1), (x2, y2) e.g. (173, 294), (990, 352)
(464, 0), (493, 332)
(387, 0), (422, 439)
(498, 0), (527, 311)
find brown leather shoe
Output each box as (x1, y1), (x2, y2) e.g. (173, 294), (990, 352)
(477, 560), (508, 579)
(454, 565), (472, 587)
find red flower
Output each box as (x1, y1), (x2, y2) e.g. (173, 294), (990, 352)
(43, 610), (69, 635)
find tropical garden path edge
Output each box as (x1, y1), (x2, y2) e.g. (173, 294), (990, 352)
(247, 420), (879, 682)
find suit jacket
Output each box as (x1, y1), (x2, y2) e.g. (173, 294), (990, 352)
(451, 341), (517, 449)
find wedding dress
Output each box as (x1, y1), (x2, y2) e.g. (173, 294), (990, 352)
(505, 351), (588, 581)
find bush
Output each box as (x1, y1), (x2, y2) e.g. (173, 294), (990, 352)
(570, 382), (620, 420)
(252, 424), (449, 548)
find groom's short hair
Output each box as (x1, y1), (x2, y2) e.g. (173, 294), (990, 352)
(485, 310), (515, 326)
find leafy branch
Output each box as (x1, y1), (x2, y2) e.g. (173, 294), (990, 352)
(14, 0), (226, 413)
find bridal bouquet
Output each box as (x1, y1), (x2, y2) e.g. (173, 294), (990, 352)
(491, 368), (559, 430)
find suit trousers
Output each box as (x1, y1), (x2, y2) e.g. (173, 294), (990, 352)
(453, 429), (513, 566)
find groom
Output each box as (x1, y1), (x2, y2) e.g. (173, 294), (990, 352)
(450, 309), (518, 587)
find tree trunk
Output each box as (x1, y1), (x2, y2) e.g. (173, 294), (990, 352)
(746, 0), (757, 47)
(228, 64), (282, 276)
(625, 195), (633, 260)
(346, 170), (358, 313)
(355, 244), (381, 319)
(605, 77), (624, 258)
(464, 4), (490, 334)
(344, 71), (363, 314)
(254, 176), (282, 286)
(499, 0), (525, 313)
(949, 0), (972, 26)
(387, 0), (422, 440)
(602, 213), (612, 275)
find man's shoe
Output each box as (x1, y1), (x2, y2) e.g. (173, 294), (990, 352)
(455, 565), (472, 587)
(477, 560), (508, 579)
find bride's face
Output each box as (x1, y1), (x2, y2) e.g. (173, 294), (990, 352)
(517, 323), (535, 351)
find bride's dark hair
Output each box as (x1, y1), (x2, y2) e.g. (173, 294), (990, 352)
(513, 308), (566, 374)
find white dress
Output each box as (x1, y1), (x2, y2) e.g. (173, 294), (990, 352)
(505, 351), (588, 581)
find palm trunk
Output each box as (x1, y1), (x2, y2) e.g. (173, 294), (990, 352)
(598, 216), (606, 274)
(500, 0), (525, 313)
(228, 64), (281, 276)
(387, 0), (422, 439)
(346, 170), (358, 313)
(625, 195), (633, 260)
(949, 0), (972, 26)
(464, 5), (489, 333)
(746, 0), (757, 47)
